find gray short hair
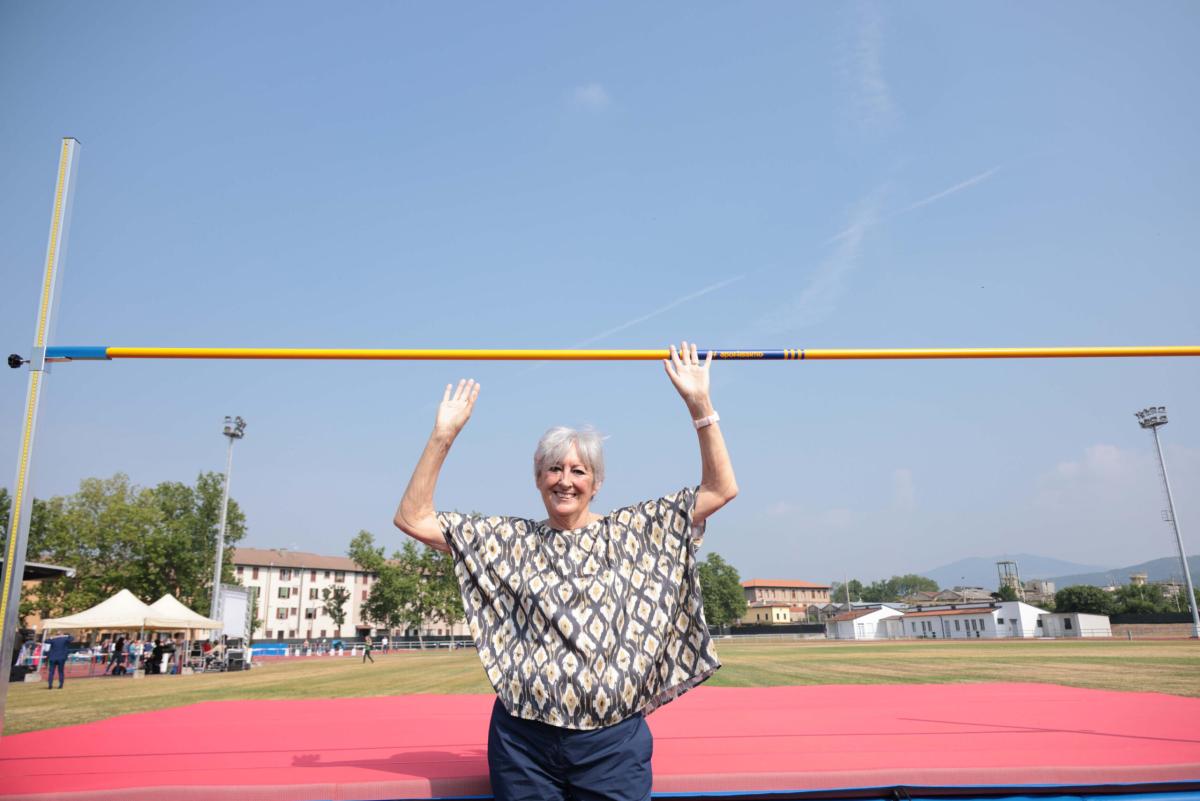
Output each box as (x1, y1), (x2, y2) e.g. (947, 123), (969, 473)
(533, 426), (605, 486)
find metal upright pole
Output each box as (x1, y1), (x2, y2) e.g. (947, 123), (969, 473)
(1, 139), (81, 736)
(1149, 425), (1200, 638)
(210, 435), (235, 620)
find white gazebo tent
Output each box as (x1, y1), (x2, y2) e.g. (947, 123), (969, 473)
(146, 594), (222, 631)
(40, 588), (155, 631)
(147, 594), (223, 671)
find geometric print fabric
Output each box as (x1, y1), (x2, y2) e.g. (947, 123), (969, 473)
(438, 486), (721, 731)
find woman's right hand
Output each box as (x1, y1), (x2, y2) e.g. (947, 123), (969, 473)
(434, 378), (480, 438)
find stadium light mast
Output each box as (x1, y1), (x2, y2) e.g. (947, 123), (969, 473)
(1135, 406), (1200, 638)
(209, 415), (246, 621)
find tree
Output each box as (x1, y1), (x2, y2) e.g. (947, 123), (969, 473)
(394, 540), (462, 647)
(350, 529), (413, 637)
(1054, 585), (1115, 616)
(1113, 583), (1167, 615)
(20, 472), (248, 620)
(829, 579), (864, 605)
(994, 585), (1019, 602)
(322, 586), (351, 636)
(697, 552), (748, 628)
(858, 574), (939, 603)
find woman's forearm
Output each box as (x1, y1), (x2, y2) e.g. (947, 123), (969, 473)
(689, 397), (738, 523)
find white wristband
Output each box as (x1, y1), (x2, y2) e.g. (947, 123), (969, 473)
(693, 411), (720, 430)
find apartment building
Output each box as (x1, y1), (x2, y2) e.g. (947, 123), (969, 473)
(232, 547), (467, 641)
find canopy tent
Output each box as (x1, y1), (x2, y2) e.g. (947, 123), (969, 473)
(39, 589), (155, 631)
(146, 594), (222, 632)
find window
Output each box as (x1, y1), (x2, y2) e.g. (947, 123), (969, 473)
(252, 567), (259, 580)
(276, 631), (284, 640)
(1037, 619), (1044, 628)
(310, 570), (317, 581)
(279, 569), (293, 581)
(320, 629), (326, 637)
(362, 591), (368, 601)
(1065, 618), (1073, 630)
(288, 630), (295, 638)
(236, 565), (244, 576)
(278, 587), (291, 599)
(954, 620), (961, 631)
(334, 572), (345, 582)
(276, 609), (288, 620)
(305, 609), (317, 619)
(309, 588), (319, 600)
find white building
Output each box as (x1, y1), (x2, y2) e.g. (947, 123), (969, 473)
(900, 602), (1047, 639)
(233, 548), (468, 642)
(1038, 612), (1112, 638)
(826, 606), (904, 640)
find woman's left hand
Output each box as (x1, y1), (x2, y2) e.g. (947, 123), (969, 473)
(663, 340), (712, 413)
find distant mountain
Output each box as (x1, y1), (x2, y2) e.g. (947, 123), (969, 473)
(1048, 555), (1200, 588)
(920, 554), (1109, 590)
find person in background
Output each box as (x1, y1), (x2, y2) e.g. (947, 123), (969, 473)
(128, 637), (144, 671)
(362, 635), (375, 664)
(45, 632), (71, 690)
(104, 635), (126, 675)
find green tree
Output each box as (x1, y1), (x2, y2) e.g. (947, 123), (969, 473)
(859, 574), (939, 603)
(1113, 583), (1167, 614)
(994, 585), (1019, 602)
(350, 530), (414, 637)
(322, 585), (351, 636)
(394, 540), (462, 648)
(697, 552), (748, 629)
(829, 579), (864, 604)
(1054, 585), (1115, 615)
(139, 472), (247, 611)
(23, 472), (247, 619)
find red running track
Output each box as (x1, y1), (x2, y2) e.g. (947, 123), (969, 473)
(2, 683), (1199, 800)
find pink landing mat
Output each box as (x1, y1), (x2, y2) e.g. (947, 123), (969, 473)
(1, 683), (1199, 801)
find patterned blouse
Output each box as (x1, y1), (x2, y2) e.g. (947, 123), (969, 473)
(437, 486), (721, 731)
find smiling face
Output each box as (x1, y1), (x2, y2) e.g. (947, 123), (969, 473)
(537, 443), (601, 529)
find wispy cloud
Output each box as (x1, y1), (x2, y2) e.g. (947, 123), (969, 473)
(898, 166), (1001, 215)
(756, 190), (883, 335)
(580, 275), (745, 345)
(569, 83), (611, 112)
(839, 2), (895, 131)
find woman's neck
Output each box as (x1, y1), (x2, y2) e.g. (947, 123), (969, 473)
(546, 507), (602, 531)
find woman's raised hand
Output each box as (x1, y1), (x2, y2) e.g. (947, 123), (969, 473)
(663, 340), (712, 413)
(434, 379), (480, 437)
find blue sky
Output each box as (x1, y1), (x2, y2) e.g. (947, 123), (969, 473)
(2, 2), (1197, 586)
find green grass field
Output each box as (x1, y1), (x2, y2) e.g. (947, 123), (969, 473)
(6, 638), (1198, 736)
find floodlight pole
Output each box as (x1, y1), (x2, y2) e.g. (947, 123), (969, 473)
(0, 139), (81, 737)
(209, 416), (246, 621)
(1135, 406), (1200, 638)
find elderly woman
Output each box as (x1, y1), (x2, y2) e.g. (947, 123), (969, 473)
(394, 341), (737, 801)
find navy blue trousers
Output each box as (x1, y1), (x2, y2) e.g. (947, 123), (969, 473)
(47, 659), (65, 688)
(487, 698), (653, 801)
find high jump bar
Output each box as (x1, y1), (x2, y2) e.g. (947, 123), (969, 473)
(13, 344), (1200, 363)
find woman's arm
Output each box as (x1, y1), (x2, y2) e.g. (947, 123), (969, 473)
(663, 341), (738, 525)
(393, 379), (480, 552)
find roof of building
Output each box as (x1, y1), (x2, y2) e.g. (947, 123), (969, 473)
(827, 608), (878, 622)
(233, 548), (363, 572)
(742, 579), (831, 589)
(902, 607), (999, 618)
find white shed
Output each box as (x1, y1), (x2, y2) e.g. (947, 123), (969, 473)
(825, 606), (904, 640)
(1039, 612), (1112, 638)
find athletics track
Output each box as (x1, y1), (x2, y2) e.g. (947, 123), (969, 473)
(1, 684), (1198, 800)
